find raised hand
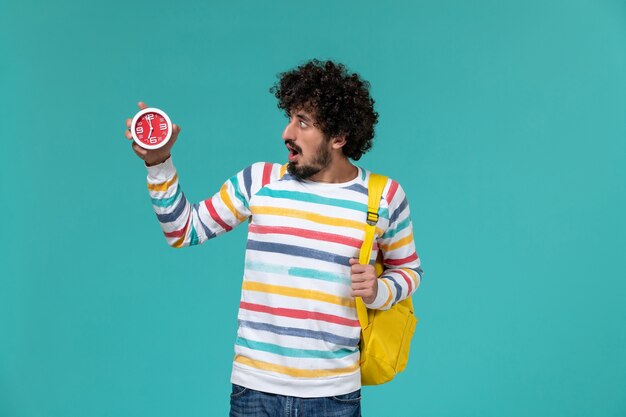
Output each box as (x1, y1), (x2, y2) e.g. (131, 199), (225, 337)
(124, 101), (181, 166)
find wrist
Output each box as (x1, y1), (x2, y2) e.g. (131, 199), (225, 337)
(145, 154), (171, 167)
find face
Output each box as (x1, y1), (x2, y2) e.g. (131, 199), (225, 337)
(282, 109), (333, 179)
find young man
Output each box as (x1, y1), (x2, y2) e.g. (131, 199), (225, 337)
(124, 60), (422, 417)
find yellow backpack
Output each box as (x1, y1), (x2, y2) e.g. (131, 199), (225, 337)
(355, 173), (418, 385)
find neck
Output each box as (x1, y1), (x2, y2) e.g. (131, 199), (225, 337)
(308, 155), (358, 183)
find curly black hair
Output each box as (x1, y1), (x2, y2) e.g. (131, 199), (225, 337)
(270, 59), (379, 161)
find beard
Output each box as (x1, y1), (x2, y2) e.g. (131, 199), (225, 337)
(287, 140), (332, 180)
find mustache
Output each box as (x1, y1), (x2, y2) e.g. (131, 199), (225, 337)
(284, 140), (302, 154)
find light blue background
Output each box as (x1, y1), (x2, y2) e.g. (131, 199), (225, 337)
(1, 1), (625, 416)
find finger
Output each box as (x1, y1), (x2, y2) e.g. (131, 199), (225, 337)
(350, 270), (367, 279)
(138, 101), (148, 110)
(352, 287), (369, 294)
(352, 284), (376, 294)
(350, 264), (367, 274)
(170, 124), (181, 142)
(351, 274), (376, 284)
(352, 262), (374, 271)
(125, 129), (133, 140)
(351, 276), (367, 288)
(132, 148), (146, 160)
(351, 290), (374, 298)
(126, 118), (132, 128)
(132, 142), (147, 156)
(349, 258), (359, 265)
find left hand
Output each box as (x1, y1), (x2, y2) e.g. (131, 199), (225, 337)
(349, 258), (378, 304)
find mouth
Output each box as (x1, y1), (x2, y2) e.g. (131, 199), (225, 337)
(285, 141), (301, 163)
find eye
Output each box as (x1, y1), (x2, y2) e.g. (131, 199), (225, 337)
(299, 120), (307, 128)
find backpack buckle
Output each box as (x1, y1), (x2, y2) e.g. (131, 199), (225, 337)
(366, 211), (379, 226)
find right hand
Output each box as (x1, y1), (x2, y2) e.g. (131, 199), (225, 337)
(125, 101), (182, 166)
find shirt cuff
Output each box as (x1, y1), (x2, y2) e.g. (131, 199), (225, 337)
(145, 156), (175, 182)
(364, 278), (391, 310)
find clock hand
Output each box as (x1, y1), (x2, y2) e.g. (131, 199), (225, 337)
(147, 117), (154, 138)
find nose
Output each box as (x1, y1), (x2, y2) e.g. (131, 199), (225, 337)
(282, 118), (295, 141)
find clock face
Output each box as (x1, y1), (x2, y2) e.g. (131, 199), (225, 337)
(131, 108), (172, 150)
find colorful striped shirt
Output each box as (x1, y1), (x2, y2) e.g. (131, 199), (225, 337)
(146, 157), (422, 397)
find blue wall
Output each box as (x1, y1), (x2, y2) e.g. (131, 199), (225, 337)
(1, 1), (625, 415)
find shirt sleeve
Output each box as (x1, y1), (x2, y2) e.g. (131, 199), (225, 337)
(365, 180), (423, 310)
(146, 157), (283, 248)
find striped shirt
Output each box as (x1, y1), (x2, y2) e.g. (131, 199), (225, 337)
(146, 158), (422, 397)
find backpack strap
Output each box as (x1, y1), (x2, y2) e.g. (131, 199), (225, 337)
(356, 173), (388, 329)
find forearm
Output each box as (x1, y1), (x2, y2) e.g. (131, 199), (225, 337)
(365, 254), (422, 310)
(366, 181), (423, 310)
(146, 157), (236, 248)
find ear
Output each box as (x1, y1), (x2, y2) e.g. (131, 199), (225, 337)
(330, 134), (347, 150)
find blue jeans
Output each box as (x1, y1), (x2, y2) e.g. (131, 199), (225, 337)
(229, 384), (361, 417)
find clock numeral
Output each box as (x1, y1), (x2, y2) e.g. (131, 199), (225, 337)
(136, 126), (144, 134)
(144, 114), (155, 121)
(150, 138), (157, 144)
(160, 123), (167, 130)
